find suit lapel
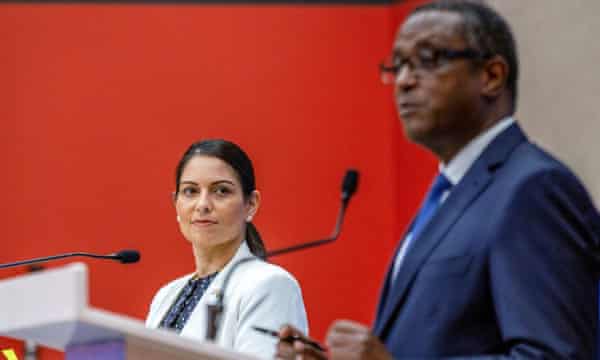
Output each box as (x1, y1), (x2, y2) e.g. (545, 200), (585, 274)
(373, 219), (416, 331)
(374, 123), (527, 338)
(374, 166), (492, 337)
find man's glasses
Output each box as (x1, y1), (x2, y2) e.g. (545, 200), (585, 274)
(379, 47), (484, 85)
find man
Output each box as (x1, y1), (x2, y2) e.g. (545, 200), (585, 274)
(276, 0), (600, 359)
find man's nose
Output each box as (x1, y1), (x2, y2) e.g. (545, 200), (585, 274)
(395, 65), (418, 91)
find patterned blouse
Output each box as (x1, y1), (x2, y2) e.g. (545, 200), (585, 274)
(159, 272), (219, 333)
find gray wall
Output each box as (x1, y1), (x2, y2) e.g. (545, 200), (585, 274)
(487, 0), (600, 204)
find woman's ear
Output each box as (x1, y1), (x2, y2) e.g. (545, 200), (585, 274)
(246, 190), (261, 222)
(172, 192), (179, 222)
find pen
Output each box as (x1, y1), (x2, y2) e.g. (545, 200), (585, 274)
(252, 325), (326, 352)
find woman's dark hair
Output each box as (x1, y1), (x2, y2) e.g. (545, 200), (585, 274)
(175, 139), (266, 258)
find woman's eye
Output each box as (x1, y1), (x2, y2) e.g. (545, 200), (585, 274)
(181, 187), (198, 197)
(214, 186), (231, 196)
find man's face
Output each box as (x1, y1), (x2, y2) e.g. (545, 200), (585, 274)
(393, 10), (484, 154)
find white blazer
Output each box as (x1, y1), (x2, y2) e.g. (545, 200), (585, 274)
(146, 241), (308, 359)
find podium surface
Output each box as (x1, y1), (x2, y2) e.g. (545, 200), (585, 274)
(0, 263), (257, 360)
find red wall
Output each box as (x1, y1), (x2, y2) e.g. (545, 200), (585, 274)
(0, 1), (434, 358)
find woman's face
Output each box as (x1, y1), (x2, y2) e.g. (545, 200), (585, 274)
(174, 155), (259, 250)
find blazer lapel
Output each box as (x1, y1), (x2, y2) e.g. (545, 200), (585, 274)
(374, 123), (527, 338)
(180, 241), (256, 340)
(148, 274), (193, 329)
(179, 279), (218, 340)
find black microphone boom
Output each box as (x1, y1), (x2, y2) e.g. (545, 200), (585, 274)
(265, 169), (359, 258)
(0, 249), (141, 269)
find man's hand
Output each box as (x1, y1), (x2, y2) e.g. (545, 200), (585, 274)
(274, 321), (392, 360)
(325, 320), (392, 360)
(275, 325), (328, 360)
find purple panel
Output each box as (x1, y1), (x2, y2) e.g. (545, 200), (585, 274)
(66, 339), (125, 360)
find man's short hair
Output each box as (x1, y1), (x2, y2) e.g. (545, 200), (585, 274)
(411, 0), (519, 110)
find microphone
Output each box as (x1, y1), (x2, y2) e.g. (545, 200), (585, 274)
(205, 169), (359, 341)
(341, 169), (359, 202)
(0, 249), (141, 269)
(113, 250), (141, 264)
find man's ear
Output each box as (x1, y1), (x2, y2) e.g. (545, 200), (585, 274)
(481, 55), (509, 100)
(246, 190), (261, 222)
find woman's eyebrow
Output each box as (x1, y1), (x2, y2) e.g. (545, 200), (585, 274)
(180, 180), (198, 186)
(179, 179), (236, 186)
(211, 180), (236, 186)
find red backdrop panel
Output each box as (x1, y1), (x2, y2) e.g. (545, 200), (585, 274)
(0, 1), (434, 358)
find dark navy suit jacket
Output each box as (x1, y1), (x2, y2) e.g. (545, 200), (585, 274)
(373, 124), (600, 358)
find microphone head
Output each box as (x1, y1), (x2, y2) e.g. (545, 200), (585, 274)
(341, 169), (359, 200)
(114, 250), (140, 264)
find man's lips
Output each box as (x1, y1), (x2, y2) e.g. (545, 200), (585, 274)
(397, 102), (422, 117)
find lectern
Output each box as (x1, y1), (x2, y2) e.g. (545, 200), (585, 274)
(0, 263), (257, 360)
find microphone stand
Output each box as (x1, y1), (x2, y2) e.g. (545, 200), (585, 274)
(205, 169), (359, 341)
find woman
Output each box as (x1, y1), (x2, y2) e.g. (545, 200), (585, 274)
(146, 139), (308, 359)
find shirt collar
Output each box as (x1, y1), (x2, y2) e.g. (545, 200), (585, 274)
(440, 116), (515, 185)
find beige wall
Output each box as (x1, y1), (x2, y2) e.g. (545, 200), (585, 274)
(487, 0), (600, 204)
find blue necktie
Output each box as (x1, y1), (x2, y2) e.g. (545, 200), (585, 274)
(409, 172), (453, 241)
(390, 173), (453, 283)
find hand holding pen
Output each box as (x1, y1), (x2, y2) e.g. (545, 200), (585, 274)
(253, 325), (328, 359)
(265, 321), (393, 360)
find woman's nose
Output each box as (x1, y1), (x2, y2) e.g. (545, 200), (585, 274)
(194, 192), (213, 213)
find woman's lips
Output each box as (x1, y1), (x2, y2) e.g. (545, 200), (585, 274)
(192, 219), (218, 227)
